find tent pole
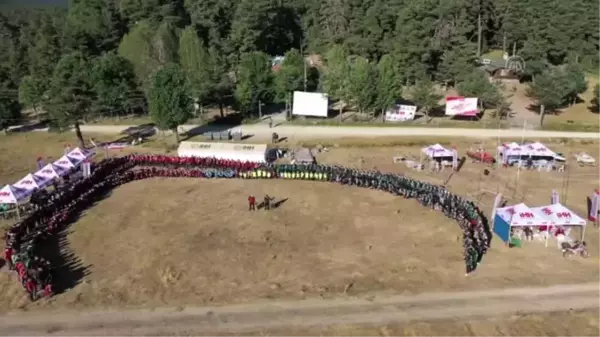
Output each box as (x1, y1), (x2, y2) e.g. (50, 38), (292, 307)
(16, 202), (20, 220)
(582, 225), (585, 241)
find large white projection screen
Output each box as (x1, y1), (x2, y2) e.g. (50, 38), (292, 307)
(292, 91), (329, 117)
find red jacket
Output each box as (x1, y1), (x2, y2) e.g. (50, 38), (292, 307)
(3, 247), (12, 261)
(248, 196), (256, 205)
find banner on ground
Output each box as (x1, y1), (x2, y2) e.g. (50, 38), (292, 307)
(445, 96), (479, 116)
(385, 104), (417, 122)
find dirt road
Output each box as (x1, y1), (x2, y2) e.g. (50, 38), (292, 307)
(1, 283), (597, 335)
(74, 124), (600, 139)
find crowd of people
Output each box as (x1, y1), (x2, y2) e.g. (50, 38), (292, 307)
(3, 154), (490, 301)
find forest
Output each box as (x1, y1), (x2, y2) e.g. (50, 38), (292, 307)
(0, 0), (597, 140)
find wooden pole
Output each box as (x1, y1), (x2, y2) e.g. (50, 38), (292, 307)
(477, 12), (482, 58)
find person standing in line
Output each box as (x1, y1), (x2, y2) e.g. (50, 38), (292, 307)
(248, 195), (256, 211)
(264, 194), (272, 210)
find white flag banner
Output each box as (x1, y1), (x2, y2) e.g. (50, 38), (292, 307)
(82, 162), (91, 178)
(491, 193), (503, 229)
(385, 104), (416, 122)
(551, 190), (559, 204)
(445, 96), (479, 116)
(452, 149), (458, 169)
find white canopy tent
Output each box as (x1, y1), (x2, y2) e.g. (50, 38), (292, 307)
(178, 141), (268, 163)
(495, 203), (551, 227)
(53, 155), (77, 170)
(34, 163), (66, 188)
(0, 185), (29, 204)
(497, 142), (564, 165)
(0, 184), (30, 219)
(421, 144), (454, 159)
(524, 142), (565, 161)
(493, 203), (554, 246)
(66, 147), (94, 166)
(13, 173), (46, 192)
(35, 163), (66, 179)
(531, 203), (587, 242)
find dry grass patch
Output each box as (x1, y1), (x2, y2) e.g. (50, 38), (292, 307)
(112, 311), (600, 337)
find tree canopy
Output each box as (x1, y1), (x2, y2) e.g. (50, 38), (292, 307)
(147, 63), (192, 143)
(0, 0), (596, 129)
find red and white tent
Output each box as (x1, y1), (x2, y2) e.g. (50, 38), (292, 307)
(531, 203), (587, 243)
(525, 142), (565, 161)
(495, 203), (551, 227)
(53, 155), (76, 170)
(66, 147), (93, 165)
(0, 185), (29, 204)
(532, 203), (586, 226)
(13, 173), (45, 192)
(497, 142), (529, 157)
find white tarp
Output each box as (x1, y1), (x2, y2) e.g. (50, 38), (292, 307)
(421, 144), (454, 159)
(495, 203), (551, 227)
(13, 173), (45, 191)
(445, 97), (479, 116)
(178, 141), (267, 163)
(385, 104), (417, 122)
(532, 203), (586, 226)
(292, 91), (328, 117)
(0, 185), (29, 204)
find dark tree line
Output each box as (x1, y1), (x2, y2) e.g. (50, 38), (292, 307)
(0, 0), (597, 140)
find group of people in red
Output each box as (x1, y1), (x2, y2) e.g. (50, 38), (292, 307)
(2, 154), (265, 301)
(131, 155), (260, 171)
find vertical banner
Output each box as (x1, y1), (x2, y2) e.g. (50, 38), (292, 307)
(491, 193), (503, 230)
(452, 149), (458, 170)
(589, 191), (599, 221)
(551, 190), (559, 204)
(82, 161), (91, 178)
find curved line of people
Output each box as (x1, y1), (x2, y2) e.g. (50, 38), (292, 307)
(3, 154), (490, 301)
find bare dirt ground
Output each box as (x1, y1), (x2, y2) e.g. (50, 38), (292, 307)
(0, 171), (597, 312)
(0, 283), (597, 336)
(501, 76), (600, 128)
(0, 133), (598, 335)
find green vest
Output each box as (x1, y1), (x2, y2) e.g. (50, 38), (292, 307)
(242, 172), (247, 178)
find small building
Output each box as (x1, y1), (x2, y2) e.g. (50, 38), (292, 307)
(478, 58), (522, 82)
(178, 141), (268, 163)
